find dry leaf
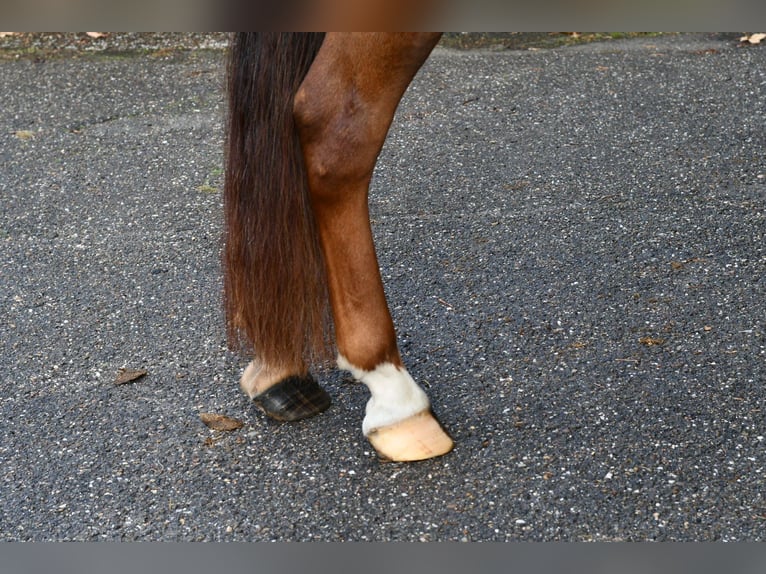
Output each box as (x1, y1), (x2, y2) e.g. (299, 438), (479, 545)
(639, 336), (665, 346)
(86, 32), (107, 39)
(740, 33), (766, 44)
(14, 130), (35, 140)
(0, 32), (19, 38)
(114, 367), (147, 385)
(200, 413), (244, 431)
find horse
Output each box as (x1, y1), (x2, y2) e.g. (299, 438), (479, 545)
(223, 32), (453, 462)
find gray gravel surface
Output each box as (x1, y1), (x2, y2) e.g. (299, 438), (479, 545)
(1, 33), (764, 541)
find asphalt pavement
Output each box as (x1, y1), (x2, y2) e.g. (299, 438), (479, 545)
(1, 33), (764, 541)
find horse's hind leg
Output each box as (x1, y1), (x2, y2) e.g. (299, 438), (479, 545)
(225, 33), (331, 422)
(238, 359), (331, 423)
(294, 33), (454, 461)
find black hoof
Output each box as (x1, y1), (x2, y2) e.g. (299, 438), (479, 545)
(251, 374), (331, 422)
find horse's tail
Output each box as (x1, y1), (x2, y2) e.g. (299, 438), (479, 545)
(223, 32), (332, 370)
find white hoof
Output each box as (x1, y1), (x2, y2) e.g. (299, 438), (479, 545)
(337, 355), (454, 461)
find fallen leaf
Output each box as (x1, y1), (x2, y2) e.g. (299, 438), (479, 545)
(740, 33), (766, 44)
(200, 413), (244, 432)
(86, 32), (107, 39)
(670, 261), (684, 270)
(639, 336), (665, 346)
(0, 32), (19, 38)
(14, 130), (35, 140)
(114, 367), (147, 385)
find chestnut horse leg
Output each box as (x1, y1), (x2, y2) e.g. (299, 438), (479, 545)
(226, 34), (332, 422)
(294, 33), (454, 461)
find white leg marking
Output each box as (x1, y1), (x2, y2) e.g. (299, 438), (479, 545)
(239, 360), (263, 398)
(239, 360), (294, 398)
(337, 354), (430, 436)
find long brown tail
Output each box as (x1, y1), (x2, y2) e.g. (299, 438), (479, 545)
(224, 32), (333, 370)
